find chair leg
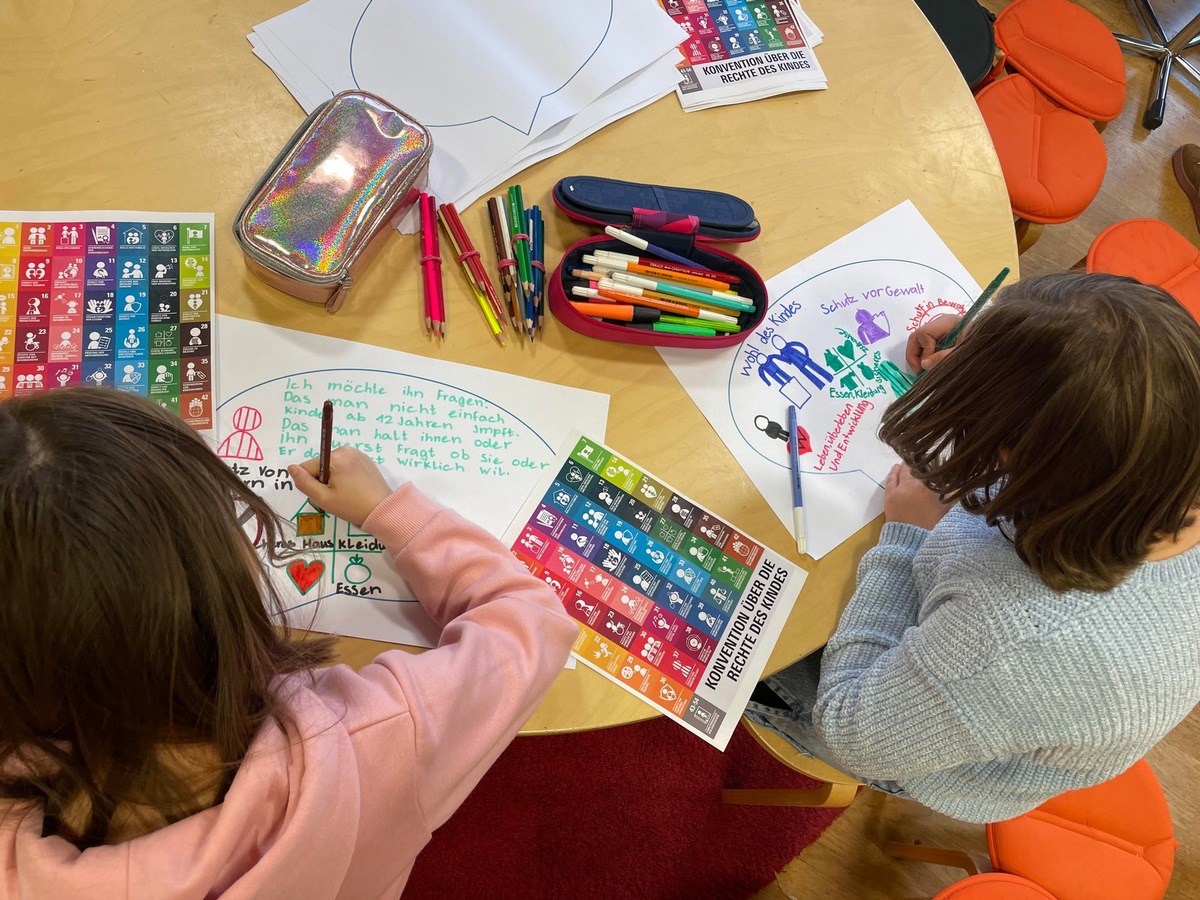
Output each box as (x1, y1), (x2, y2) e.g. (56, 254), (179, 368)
(1015, 217), (1043, 254)
(721, 781), (860, 808)
(882, 840), (982, 876)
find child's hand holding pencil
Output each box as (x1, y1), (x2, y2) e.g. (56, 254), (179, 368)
(289, 447), (394, 527)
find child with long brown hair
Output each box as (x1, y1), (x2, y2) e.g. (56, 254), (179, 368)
(0, 388), (575, 897)
(748, 272), (1200, 822)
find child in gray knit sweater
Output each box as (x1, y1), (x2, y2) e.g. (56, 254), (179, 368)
(747, 272), (1200, 823)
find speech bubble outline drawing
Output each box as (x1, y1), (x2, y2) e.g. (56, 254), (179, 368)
(348, 0), (613, 134)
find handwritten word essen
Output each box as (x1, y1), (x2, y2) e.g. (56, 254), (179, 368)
(216, 316), (608, 648)
(504, 434), (805, 750)
(0, 211), (215, 428)
(660, 201), (984, 559)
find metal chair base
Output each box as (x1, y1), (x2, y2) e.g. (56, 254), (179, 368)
(1114, 0), (1200, 129)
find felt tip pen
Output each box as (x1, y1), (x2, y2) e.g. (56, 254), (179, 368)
(591, 277), (743, 316)
(592, 248), (741, 285)
(610, 271), (755, 313)
(787, 404), (806, 556)
(616, 320), (718, 336)
(603, 225), (699, 268)
(582, 253), (734, 291)
(570, 285), (739, 325)
(912, 266), (1010, 385)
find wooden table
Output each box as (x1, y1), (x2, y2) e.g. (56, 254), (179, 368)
(0, 0), (1016, 735)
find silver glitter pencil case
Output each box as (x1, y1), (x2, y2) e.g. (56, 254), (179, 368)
(235, 91), (432, 313)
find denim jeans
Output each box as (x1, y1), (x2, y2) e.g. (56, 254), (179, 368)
(744, 651), (908, 797)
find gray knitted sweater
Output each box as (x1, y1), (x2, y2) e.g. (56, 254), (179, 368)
(764, 506), (1200, 823)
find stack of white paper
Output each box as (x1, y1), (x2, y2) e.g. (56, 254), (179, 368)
(661, 0), (827, 111)
(249, 0), (688, 231)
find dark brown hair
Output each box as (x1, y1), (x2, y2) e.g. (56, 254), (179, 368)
(880, 272), (1200, 592)
(0, 389), (333, 846)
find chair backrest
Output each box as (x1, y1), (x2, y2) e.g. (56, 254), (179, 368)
(913, 0), (997, 88)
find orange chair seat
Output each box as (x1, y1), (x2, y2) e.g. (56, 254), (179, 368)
(986, 760), (1178, 900)
(975, 74), (1107, 224)
(994, 0), (1126, 121)
(935, 873), (1057, 900)
(1087, 218), (1200, 320)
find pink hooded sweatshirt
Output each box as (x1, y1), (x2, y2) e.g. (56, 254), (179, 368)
(0, 483), (576, 899)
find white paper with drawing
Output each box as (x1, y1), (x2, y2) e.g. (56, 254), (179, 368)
(216, 316), (609, 647)
(251, 0), (686, 221)
(659, 202), (983, 559)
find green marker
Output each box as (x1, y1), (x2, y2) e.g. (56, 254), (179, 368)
(622, 321), (717, 336)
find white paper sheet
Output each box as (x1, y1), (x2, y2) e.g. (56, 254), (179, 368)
(252, 0), (686, 222)
(660, 202), (986, 559)
(216, 316), (609, 647)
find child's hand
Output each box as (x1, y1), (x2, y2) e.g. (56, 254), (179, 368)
(906, 314), (961, 372)
(289, 447), (394, 527)
(884, 464), (954, 530)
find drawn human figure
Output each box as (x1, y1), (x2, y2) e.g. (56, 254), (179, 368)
(754, 413), (789, 442)
(66, 299), (78, 315)
(121, 364), (140, 384)
(28, 226), (47, 246)
(58, 261), (79, 280)
(123, 329), (140, 349)
(56, 369), (71, 387)
(122, 261), (144, 279)
(1, 226), (16, 245)
(748, 31), (762, 48)
(92, 261), (109, 278)
(188, 327), (203, 346)
(87, 368), (107, 385)
(0, 299), (6, 316)
(155, 263), (168, 279)
(154, 364), (173, 384)
(24, 332), (39, 351)
(185, 361), (205, 382)
(55, 331), (75, 350)
(25, 296), (40, 316)
(0, 375), (5, 391)
(784, 24), (797, 40)
(87, 296), (113, 314)
(717, 11), (731, 27)
(729, 34), (742, 50)
(123, 295), (141, 313)
(216, 405), (264, 461)
(774, 335), (835, 387)
(855, 307), (891, 344)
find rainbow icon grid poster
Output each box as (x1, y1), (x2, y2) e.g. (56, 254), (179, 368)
(505, 434), (806, 749)
(0, 211), (215, 429)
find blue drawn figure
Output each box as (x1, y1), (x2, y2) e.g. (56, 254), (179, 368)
(877, 360), (914, 397)
(772, 335), (834, 388)
(855, 308), (891, 344)
(758, 353), (795, 388)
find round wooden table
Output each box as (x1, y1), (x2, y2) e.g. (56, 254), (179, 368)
(0, 0), (1016, 735)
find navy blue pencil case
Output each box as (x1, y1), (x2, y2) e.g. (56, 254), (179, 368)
(553, 175), (760, 242)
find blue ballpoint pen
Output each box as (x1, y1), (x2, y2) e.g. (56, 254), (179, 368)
(786, 404), (807, 556)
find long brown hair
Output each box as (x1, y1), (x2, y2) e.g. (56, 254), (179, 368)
(880, 272), (1200, 592)
(0, 389), (333, 846)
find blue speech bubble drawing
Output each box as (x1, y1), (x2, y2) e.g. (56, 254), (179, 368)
(348, 0), (614, 135)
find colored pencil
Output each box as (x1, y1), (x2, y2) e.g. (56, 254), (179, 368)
(437, 204), (507, 347)
(418, 192), (444, 337)
(438, 201), (509, 332)
(488, 196), (522, 332)
(506, 185), (535, 341)
(533, 204), (545, 335)
(911, 266), (1011, 385)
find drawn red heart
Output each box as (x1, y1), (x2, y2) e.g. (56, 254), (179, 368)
(287, 559), (325, 594)
(793, 425), (812, 455)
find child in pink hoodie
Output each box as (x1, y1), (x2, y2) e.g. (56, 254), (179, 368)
(0, 388), (576, 899)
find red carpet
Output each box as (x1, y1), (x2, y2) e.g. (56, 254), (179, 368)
(404, 717), (847, 900)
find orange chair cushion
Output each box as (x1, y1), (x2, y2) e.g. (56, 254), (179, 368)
(1087, 218), (1200, 320)
(935, 873), (1057, 900)
(987, 760), (1178, 900)
(994, 0), (1126, 120)
(975, 74), (1107, 223)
